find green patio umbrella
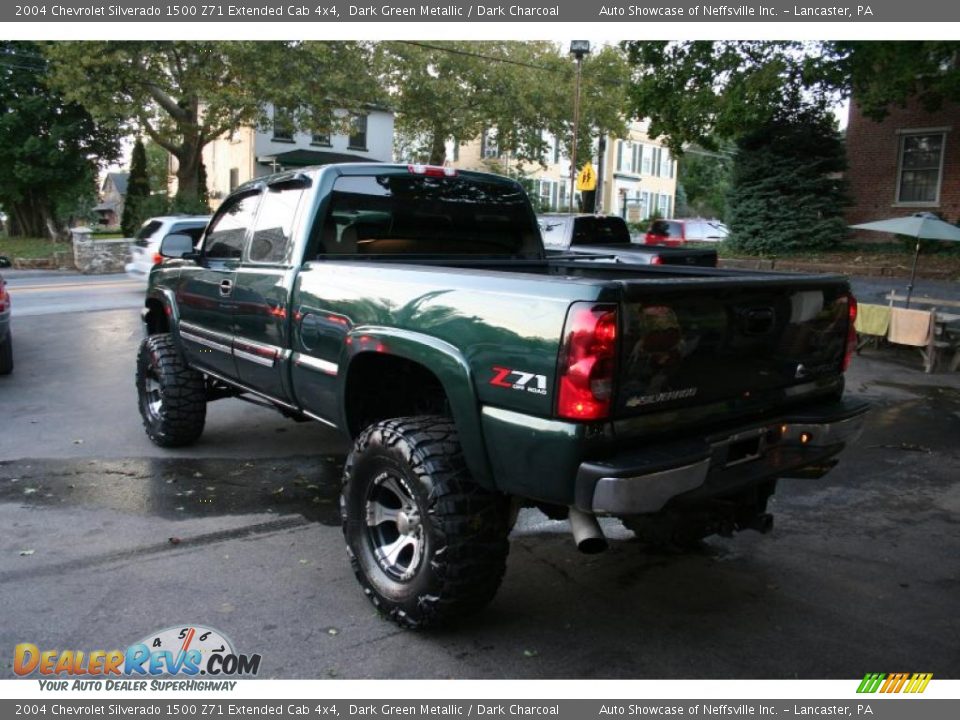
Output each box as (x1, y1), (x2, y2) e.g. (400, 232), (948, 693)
(850, 212), (960, 307)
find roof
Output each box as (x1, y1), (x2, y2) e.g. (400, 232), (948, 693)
(101, 172), (129, 195)
(257, 149), (381, 168)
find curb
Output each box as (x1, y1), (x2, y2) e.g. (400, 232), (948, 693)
(719, 257), (957, 280)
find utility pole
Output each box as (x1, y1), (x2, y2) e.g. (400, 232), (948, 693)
(569, 40), (590, 213)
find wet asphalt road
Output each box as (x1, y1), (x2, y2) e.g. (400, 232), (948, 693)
(0, 274), (959, 679)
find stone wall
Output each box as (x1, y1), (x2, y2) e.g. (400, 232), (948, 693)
(71, 228), (130, 274)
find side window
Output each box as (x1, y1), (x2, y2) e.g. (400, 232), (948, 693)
(249, 185), (305, 264)
(204, 193), (260, 259)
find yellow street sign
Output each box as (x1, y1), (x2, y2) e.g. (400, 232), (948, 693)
(576, 162), (596, 192)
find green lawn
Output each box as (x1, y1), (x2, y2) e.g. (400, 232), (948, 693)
(0, 236), (73, 259)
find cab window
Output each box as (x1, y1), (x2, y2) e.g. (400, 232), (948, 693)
(204, 192), (261, 259)
(248, 185), (306, 264)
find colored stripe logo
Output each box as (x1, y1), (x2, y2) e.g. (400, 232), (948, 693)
(857, 672), (933, 693)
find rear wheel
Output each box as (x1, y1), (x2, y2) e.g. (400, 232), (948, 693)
(341, 416), (510, 629)
(0, 332), (12, 375)
(135, 333), (206, 447)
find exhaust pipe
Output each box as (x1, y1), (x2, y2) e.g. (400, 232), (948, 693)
(568, 507), (608, 554)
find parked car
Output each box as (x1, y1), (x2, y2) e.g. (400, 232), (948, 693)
(0, 271), (12, 374)
(136, 163), (866, 629)
(126, 215), (210, 282)
(644, 218), (730, 246)
(539, 214), (717, 267)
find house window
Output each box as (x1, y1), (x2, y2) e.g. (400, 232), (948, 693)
(898, 132), (945, 204)
(272, 107), (294, 142)
(348, 114), (368, 150)
(539, 180), (553, 211)
(641, 145), (652, 175)
(660, 149), (673, 179)
(311, 131), (331, 146)
(229, 168), (239, 192)
(659, 193), (672, 218)
(651, 147), (663, 177)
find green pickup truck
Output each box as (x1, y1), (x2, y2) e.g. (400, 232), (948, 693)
(136, 163), (867, 628)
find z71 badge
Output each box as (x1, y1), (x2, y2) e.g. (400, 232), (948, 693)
(490, 366), (548, 396)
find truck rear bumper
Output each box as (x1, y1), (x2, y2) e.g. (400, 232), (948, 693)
(575, 399), (869, 515)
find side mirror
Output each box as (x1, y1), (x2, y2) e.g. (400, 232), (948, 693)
(159, 233), (196, 259)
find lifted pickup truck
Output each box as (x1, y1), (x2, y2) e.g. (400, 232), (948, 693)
(538, 213), (717, 267)
(136, 163), (867, 628)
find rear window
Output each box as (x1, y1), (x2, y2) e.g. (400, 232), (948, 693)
(572, 216), (630, 246)
(133, 220), (163, 246)
(649, 220), (682, 237)
(312, 173), (541, 258)
(538, 217), (571, 249)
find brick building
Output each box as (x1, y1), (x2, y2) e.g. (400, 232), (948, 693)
(845, 98), (960, 233)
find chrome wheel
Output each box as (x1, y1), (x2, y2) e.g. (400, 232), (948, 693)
(143, 371), (163, 419)
(364, 471), (425, 581)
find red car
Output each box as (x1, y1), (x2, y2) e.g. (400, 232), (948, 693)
(644, 218), (730, 246)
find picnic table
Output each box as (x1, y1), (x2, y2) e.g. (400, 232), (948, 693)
(854, 293), (960, 373)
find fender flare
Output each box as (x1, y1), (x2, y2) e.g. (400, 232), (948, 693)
(143, 287), (180, 335)
(339, 327), (496, 490)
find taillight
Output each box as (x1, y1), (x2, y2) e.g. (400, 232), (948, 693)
(152, 253), (163, 266)
(0, 279), (7, 313)
(408, 164), (457, 178)
(842, 293), (857, 372)
(556, 303), (618, 421)
(650, 255), (663, 266)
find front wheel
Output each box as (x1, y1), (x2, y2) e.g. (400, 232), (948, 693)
(135, 333), (206, 447)
(341, 416), (510, 629)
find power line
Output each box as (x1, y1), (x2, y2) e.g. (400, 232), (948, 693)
(392, 41), (556, 73)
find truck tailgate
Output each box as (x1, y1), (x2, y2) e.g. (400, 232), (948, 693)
(615, 278), (852, 418)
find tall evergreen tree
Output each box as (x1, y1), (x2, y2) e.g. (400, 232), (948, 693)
(726, 108), (851, 254)
(121, 138), (150, 236)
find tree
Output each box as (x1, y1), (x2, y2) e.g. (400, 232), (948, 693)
(43, 42), (383, 205)
(622, 41), (960, 153)
(382, 41), (628, 167)
(0, 42), (119, 239)
(677, 145), (733, 219)
(121, 138), (150, 236)
(726, 107), (851, 254)
(673, 183), (689, 218)
(144, 140), (171, 196)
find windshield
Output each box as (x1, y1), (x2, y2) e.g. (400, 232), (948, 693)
(313, 173), (542, 259)
(649, 220), (682, 237)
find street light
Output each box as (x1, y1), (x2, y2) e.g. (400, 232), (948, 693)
(569, 40), (590, 212)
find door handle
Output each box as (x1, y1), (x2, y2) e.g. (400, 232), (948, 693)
(219, 279), (233, 296)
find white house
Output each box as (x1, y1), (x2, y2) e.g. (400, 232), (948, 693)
(201, 105), (394, 206)
(444, 120), (676, 219)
